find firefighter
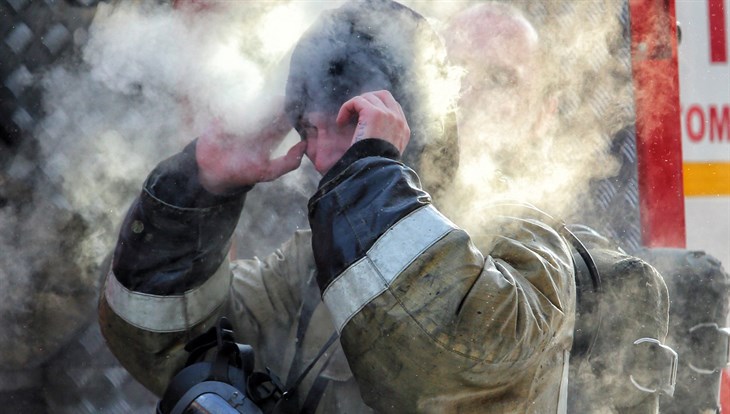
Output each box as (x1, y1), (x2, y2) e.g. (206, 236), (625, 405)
(443, 3), (728, 413)
(97, 0), (585, 412)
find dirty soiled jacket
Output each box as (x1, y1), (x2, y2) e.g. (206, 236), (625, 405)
(99, 139), (576, 413)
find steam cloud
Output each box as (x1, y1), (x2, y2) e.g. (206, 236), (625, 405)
(0, 0), (637, 392)
(432, 1), (634, 236)
(0, 0), (333, 369)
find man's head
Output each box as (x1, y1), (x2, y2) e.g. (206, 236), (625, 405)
(445, 2), (539, 113)
(443, 2), (553, 166)
(285, 0), (458, 189)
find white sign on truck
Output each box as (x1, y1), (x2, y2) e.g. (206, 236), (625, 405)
(676, 0), (730, 268)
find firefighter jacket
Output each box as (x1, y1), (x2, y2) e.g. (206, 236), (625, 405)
(99, 139), (577, 413)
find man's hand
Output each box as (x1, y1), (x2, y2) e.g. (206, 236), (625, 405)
(196, 107), (307, 195)
(336, 90), (411, 154)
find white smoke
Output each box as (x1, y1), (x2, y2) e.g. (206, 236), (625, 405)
(0, 0), (338, 368)
(414, 0), (633, 235)
(37, 0), (341, 253)
(0, 0), (637, 374)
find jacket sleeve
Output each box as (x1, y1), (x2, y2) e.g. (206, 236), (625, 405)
(308, 139), (576, 412)
(98, 140), (304, 395)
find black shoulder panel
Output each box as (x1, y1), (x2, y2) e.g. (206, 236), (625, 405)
(308, 140), (430, 293)
(113, 141), (247, 295)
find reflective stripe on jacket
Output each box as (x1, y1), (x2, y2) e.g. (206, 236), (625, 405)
(100, 139), (576, 413)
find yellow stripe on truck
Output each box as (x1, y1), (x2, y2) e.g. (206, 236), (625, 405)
(683, 162), (730, 196)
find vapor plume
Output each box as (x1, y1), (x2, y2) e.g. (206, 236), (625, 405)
(426, 0), (634, 237)
(0, 0), (638, 393)
(0, 0), (335, 370)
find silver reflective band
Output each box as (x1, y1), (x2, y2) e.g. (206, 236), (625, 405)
(105, 259), (231, 333)
(557, 350), (569, 414)
(322, 205), (457, 333)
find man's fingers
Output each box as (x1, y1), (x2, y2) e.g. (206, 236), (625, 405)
(360, 92), (389, 110)
(286, 139), (308, 163)
(374, 90), (405, 116)
(337, 90), (406, 127)
(370, 90), (406, 119)
(336, 96), (371, 126)
(371, 89), (395, 102)
(260, 140), (307, 181)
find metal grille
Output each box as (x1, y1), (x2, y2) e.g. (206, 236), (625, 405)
(1, 0), (98, 155)
(1, 1), (158, 413)
(521, 0), (643, 252)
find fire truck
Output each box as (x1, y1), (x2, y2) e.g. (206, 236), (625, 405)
(677, 1), (730, 410)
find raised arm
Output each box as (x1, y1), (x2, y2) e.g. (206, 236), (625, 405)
(308, 92), (576, 412)
(99, 106), (307, 395)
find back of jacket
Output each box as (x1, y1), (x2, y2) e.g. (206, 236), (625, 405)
(99, 140), (578, 413)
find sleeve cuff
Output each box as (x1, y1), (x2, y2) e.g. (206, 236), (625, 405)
(319, 138), (401, 189)
(145, 139), (252, 209)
